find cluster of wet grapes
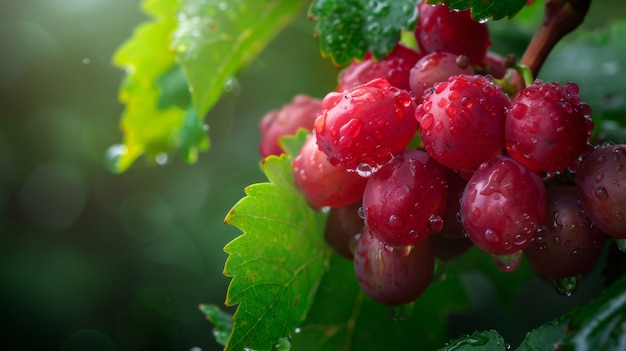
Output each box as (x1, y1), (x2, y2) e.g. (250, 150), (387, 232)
(258, 1), (626, 306)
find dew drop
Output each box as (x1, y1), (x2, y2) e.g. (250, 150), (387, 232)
(492, 252), (522, 273)
(594, 173), (605, 183)
(553, 276), (579, 297)
(357, 206), (366, 219)
(356, 163), (377, 177)
(420, 113), (434, 130)
(510, 103), (527, 119)
(294, 327), (301, 334)
(595, 187), (609, 200)
(445, 102), (458, 117)
(104, 144), (128, 174)
(155, 152), (169, 166)
(428, 214), (444, 233)
(484, 228), (498, 242)
(388, 214), (402, 228)
(387, 302), (415, 321)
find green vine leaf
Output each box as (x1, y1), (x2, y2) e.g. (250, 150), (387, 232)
(439, 330), (507, 351)
(560, 273), (626, 351)
(171, 0), (305, 119)
(427, 0), (528, 22)
(199, 304), (234, 346)
(309, 0), (418, 66)
(113, 0), (207, 172)
(291, 254), (471, 350)
(223, 154), (332, 351)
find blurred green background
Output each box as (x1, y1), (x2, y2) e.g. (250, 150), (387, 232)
(0, 1), (336, 350)
(0, 0), (624, 350)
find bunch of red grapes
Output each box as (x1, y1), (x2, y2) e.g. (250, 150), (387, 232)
(258, 1), (625, 306)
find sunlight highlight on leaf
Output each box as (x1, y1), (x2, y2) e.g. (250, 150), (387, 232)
(223, 154), (331, 351)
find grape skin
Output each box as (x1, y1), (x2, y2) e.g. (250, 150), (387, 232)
(524, 186), (607, 279)
(314, 78), (417, 171)
(353, 226), (434, 306)
(576, 143), (626, 238)
(460, 156), (547, 255)
(362, 149), (448, 247)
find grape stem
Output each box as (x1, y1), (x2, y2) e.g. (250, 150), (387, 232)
(511, 0), (592, 91)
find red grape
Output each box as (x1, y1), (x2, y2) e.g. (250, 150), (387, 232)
(337, 44), (423, 92)
(293, 134), (368, 208)
(408, 52), (474, 102)
(505, 81), (594, 172)
(415, 74), (510, 172)
(314, 78), (418, 172)
(324, 201), (364, 260)
(576, 143), (626, 238)
(259, 94), (322, 158)
(353, 226), (434, 306)
(461, 156), (547, 256)
(524, 186), (607, 279)
(415, 2), (491, 65)
(362, 149), (448, 248)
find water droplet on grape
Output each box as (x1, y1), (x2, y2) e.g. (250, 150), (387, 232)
(294, 327), (301, 334)
(510, 103), (527, 119)
(492, 252), (522, 273)
(428, 214), (444, 233)
(594, 173), (605, 183)
(482, 228), (497, 243)
(387, 302), (415, 321)
(420, 113), (434, 130)
(553, 276), (579, 296)
(388, 214), (403, 228)
(356, 163), (377, 177)
(595, 187), (609, 200)
(614, 210), (624, 222)
(357, 206), (366, 219)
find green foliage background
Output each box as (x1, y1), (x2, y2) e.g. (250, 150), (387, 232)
(0, 0), (625, 350)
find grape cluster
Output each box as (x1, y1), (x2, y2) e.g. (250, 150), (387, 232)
(259, 1), (624, 305)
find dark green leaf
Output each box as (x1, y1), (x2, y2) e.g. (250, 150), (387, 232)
(179, 106), (210, 164)
(223, 154), (332, 351)
(560, 274), (626, 351)
(291, 254), (471, 350)
(427, 0), (528, 21)
(516, 319), (567, 351)
(171, 0), (305, 118)
(199, 304), (234, 346)
(156, 64), (191, 110)
(447, 247), (534, 308)
(439, 330), (507, 351)
(309, 0), (418, 66)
